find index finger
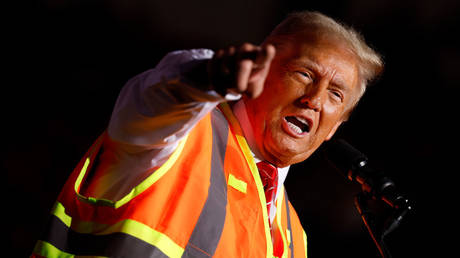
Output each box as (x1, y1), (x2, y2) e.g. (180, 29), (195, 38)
(254, 44), (276, 68)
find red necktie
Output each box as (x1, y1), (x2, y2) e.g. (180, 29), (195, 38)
(257, 161), (284, 257)
(256, 161), (279, 225)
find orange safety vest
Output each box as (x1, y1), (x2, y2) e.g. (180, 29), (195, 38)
(32, 103), (308, 258)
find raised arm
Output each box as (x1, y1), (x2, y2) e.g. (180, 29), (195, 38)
(85, 45), (275, 200)
(108, 44), (275, 149)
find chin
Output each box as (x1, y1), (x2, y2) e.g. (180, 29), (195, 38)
(263, 138), (313, 167)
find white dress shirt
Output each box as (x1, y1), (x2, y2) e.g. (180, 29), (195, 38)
(86, 49), (290, 223)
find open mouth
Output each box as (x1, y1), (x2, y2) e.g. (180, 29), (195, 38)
(284, 116), (311, 135)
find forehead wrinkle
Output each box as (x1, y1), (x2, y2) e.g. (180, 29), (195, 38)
(291, 58), (350, 91)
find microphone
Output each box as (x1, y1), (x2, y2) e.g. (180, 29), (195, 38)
(322, 139), (410, 210)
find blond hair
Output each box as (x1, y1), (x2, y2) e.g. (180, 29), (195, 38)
(264, 11), (383, 107)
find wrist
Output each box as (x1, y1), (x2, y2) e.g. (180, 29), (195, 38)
(180, 59), (213, 92)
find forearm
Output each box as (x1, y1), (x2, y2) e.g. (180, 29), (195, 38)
(107, 49), (232, 149)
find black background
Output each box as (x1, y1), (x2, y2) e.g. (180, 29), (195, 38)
(5, 0), (459, 257)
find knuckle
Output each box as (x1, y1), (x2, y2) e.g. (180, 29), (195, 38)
(239, 43), (253, 51)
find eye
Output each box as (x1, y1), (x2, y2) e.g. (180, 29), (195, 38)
(296, 71), (313, 81)
(329, 89), (344, 102)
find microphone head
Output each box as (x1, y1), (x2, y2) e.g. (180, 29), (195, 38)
(321, 139), (412, 212)
(322, 138), (368, 176)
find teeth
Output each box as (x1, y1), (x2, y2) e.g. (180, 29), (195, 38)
(287, 121), (303, 134)
(285, 116), (311, 134)
(296, 117), (309, 126)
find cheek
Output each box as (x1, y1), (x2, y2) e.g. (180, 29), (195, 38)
(265, 67), (300, 97)
(319, 105), (344, 132)
(246, 96), (276, 138)
(322, 104), (342, 116)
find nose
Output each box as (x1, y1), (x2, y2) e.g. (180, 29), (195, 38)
(299, 80), (327, 112)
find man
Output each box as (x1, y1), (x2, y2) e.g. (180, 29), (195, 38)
(33, 11), (383, 257)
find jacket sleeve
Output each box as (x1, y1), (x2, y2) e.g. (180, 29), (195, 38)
(108, 48), (238, 149)
(84, 49), (240, 200)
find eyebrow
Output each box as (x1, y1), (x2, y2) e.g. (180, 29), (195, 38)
(330, 75), (350, 93)
(292, 60), (351, 92)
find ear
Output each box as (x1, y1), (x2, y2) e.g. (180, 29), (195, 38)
(325, 120), (344, 141)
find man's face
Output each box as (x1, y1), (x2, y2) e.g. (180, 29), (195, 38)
(244, 33), (360, 167)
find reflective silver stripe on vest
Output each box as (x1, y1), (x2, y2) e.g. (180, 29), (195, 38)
(182, 108), (229, 257)
(36, 214), (169, 258)
(285, 189), (294, 258)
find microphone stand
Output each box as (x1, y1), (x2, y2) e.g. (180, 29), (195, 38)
(354, 191), (411, 258)
(322, 139), (412, 258)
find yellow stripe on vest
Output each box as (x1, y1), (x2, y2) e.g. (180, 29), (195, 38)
(219, 102), (274, 258)
(96, 219), (184, 258)
(228, 174), (247, 193)
(286, 229), (291, 245)
(115, 134), (188, 208)
(33, 240), (76, 258)
(51, 202), (72, 228)
(303, 229), (308, 257)
(49, 201), (185, 258)
(73, 134), (188, 209)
